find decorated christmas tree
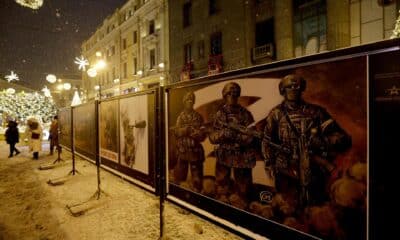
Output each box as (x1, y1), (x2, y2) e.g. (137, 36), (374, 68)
(0, 90), (57, 128)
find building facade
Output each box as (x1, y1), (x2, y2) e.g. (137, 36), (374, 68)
(82, 0), (168, 100)
(82, 0), (399, 96)
(168, 0), (399, 83)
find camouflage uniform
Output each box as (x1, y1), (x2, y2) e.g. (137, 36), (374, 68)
(173, 92), (206, 192)
(209, 82), (256, 209)
(262, 74), (351, 208)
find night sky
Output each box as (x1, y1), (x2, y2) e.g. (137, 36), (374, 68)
(0, 0), (126, 90)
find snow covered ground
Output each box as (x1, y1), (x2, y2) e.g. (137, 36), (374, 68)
(0, 141), (243, 240)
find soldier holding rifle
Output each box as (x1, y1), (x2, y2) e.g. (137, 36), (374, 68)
(262, 74), (351, 209)
(172, 92), (206, 192)
(209, 82), (256, 209)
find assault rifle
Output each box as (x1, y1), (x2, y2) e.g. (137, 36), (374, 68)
(217, 120), (335, 176)
(128, 120), (146, 129)
(217, 121), (291, 154)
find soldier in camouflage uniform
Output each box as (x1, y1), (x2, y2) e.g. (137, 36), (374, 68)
(262, 74), (351, 209)
(173, 92), (206, 192)
(209, 82), (256, 209)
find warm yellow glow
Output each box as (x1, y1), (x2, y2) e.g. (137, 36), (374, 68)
(96, 51), (102, 57)
(95, 60), (106, 69)
(46, 74), (57, 83)
(63, 83), (72, 90)
(87, 68), (97, 77)
(158, 62), (165, 68)
(57, 84), (64, 91)
(137, 70), (143, 75)
(94, 85), (100, 90)
(113, 78), (120, 83)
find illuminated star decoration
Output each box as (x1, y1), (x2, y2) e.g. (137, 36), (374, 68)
(386, 85), (400, 96)
(5, 71), (19, 83)
(74, 56), (89, 71)
(15, 0), (44, 10)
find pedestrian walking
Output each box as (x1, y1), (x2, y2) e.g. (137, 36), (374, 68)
(26, 117), (43, 160)
(5, 120), (21, 158)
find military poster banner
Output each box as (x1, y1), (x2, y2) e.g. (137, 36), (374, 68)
(167, 56), (367, 240)
(58, 107), (71, 149)
(99, 99), (119, 162)
(119, 94), (149, 174)
(73, 102), (96, 160)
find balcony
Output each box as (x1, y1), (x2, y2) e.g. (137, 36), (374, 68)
(252, 43), (274, 61)
(180, 61), (193, 81)
(208, 54), (223, 76)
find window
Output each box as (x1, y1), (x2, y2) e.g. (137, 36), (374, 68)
(255, 18), (274, 47)
(184, 43), (192, 63)
(210, 32), (222, 55)
(209, 0), (219, 15)
(149, 20), (155, 35)
(198, 40), (205, 59)
(111, 46), (115, 56)
(183, 2), (192, 28)
(133, 57), (137, 74)
(122, 38), (127, 50)
(293, 0), (327, 55)
(133, 31), (137, 44)
(150, 49), (156, 69)
(123, 62), (127, 78)
(112, 67), (116, 80)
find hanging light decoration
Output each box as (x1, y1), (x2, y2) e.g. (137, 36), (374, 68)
(74, 56), (89, 71)
(87, 68), (97, 78)
(5, 71), (19, 82)
(46, 74), (57, 83)
(15, 0), (44, 9)
(63, 83), (72, 90)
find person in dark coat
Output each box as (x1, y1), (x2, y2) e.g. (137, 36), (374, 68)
(5, 120), (21, 158)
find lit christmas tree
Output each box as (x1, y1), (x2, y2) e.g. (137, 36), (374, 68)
(391, 10), (400, 39)
(0, 90), (57, 128)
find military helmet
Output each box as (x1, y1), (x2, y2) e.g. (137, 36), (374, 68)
(279, 74), (306, 95)
(222, 82), (241, 99)
(182, 91), (195, 103)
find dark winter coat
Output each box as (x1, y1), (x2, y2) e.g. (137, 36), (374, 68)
(5, 121), (20, 144)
